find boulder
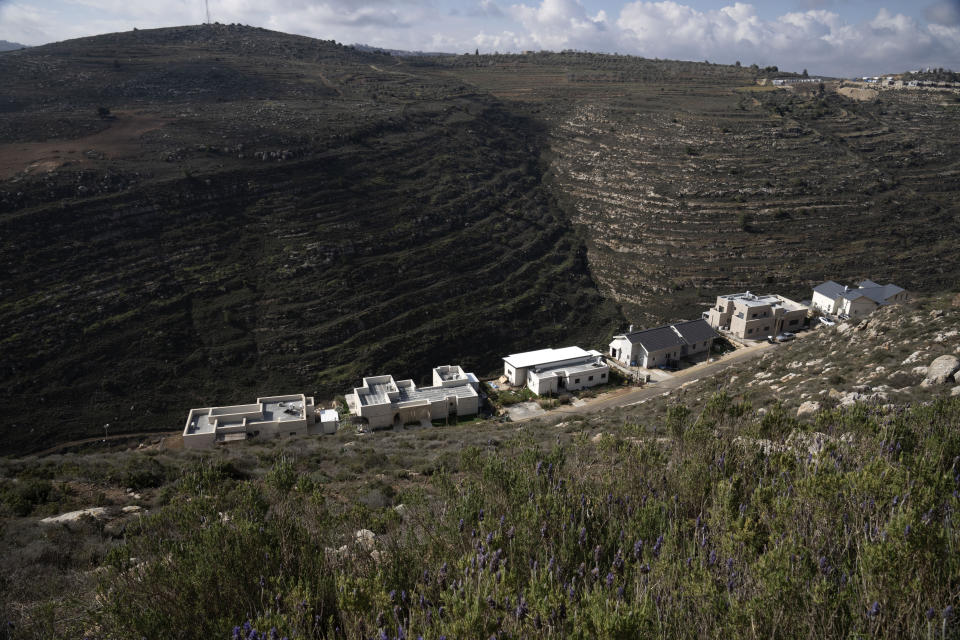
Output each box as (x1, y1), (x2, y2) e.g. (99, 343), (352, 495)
(922, 355), (960, 386)
(355, 529), (376, 551)
(796, 401), (821, 417)
(952, 386), (960, 397)
(40, 507), (108, 526)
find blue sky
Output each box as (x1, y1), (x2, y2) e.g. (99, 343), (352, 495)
(1, 0), (958, 76)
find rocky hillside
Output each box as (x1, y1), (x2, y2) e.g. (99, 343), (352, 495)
(0, 26), (621, 454)
(3, 30), (960, 454)
(1, 293), (958, 638)
(426, 53), (960, 323)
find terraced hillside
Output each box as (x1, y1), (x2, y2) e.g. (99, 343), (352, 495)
(0, 27), (620, 454)
(428, 54), (960, 324)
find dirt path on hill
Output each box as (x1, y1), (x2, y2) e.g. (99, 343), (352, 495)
(526, 340), (779, 421)
(33, 430), (180, 457)
(0, 111), (167, 179)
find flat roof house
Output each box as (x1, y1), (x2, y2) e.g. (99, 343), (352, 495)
(811, 280), (907, 319)
(183, 393), (325, 450)
(503, 346), (609, 395)
(609, 319), (717, 369)
(346, 365), (480, 430)
(705, 292), (808, 341)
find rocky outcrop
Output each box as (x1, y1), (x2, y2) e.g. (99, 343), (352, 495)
(40, 507), (108, 525)
(922, 355), (960, 386)
(796, 401), (821, 417)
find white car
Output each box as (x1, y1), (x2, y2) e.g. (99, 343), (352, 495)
(818, 316), (836, 326)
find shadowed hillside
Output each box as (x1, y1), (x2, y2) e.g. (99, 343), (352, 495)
(0, 26), (621, 454)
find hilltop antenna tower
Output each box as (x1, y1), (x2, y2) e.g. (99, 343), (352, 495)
(204, 0), (211, 24)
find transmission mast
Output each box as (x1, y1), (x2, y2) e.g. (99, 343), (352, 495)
(204, 0), (211, 24)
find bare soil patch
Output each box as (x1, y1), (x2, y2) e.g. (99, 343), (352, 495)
(0, 111), (167, 179)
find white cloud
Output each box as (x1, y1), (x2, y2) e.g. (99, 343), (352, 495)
(0, 0), (957, 76)
(614, 2), (959, 74)
(508, 0), (610, 50)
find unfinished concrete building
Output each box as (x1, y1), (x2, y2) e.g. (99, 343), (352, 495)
(705, 292), (808, 340)
(346, 365), (480, 429)
(183, 394), (332, 449)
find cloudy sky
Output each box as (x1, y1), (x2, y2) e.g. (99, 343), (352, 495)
(1, 0), (958, 76)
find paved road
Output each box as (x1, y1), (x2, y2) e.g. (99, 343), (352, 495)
(530, 341), (777, 420)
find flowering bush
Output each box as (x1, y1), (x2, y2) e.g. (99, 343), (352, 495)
(92, 397), (960, 638)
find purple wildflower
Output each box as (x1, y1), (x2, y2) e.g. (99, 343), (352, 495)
(515, 597), (528, 620)
(708, 549), (717, 566)
(927, 607), (937, 620)
(606, 572), (615, 588)
(868, 601), (881, 618)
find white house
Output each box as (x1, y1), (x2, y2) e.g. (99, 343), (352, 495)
(610, 319), (717, 369)
(183, 393), (327, 449)
(502, 346), (609, 395)
(811, 280), (907, 319)
(346, 365), (480, 430)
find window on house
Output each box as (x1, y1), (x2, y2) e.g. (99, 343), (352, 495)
(736, 312), (744, 319)
(751, 313), (757, 318)
(747, 328), (753, 334)
(789, 319), (798, 325)
(601, 373), (606, 378)
(764, 326), (769, 331)
(574, 378), (580, 384)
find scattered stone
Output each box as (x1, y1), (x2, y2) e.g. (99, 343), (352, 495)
(40, 507), (108, 525)
(796, 401), (821, 417)
(393, 504), (407, 517)
(121, 505), (143, 514)
(930, 309), (945, 318)
(952, 386), (960, 397)
(355, 529), (376, 551)
(922, 355), (960, 386)
(911, 366), (929, 377)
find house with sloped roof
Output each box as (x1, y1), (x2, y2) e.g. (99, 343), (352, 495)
(609, 319), (718, 369)
(811, 279), (907, 319)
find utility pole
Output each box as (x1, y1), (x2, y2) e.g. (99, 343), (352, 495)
(205, 0), (211, 24)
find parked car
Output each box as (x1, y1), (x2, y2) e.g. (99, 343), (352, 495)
(776, 332), (796, 342)
(818, 316), (836, 326)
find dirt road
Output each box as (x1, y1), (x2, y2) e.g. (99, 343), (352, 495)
(532, 341), (777, 420)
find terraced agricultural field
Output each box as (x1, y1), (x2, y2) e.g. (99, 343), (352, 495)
(427, 54), (960, 324)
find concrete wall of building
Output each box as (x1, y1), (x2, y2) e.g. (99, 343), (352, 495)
(842, 297), (877, 318)
(528, 373), (557, 396)
(609, 337), (637, 365)
(685, 338), (714, 356)
(504, 363), (529, 386)
(563, 367), (608, 390)
(811, 291), (839, 315)
(183, 431), (216, 450)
